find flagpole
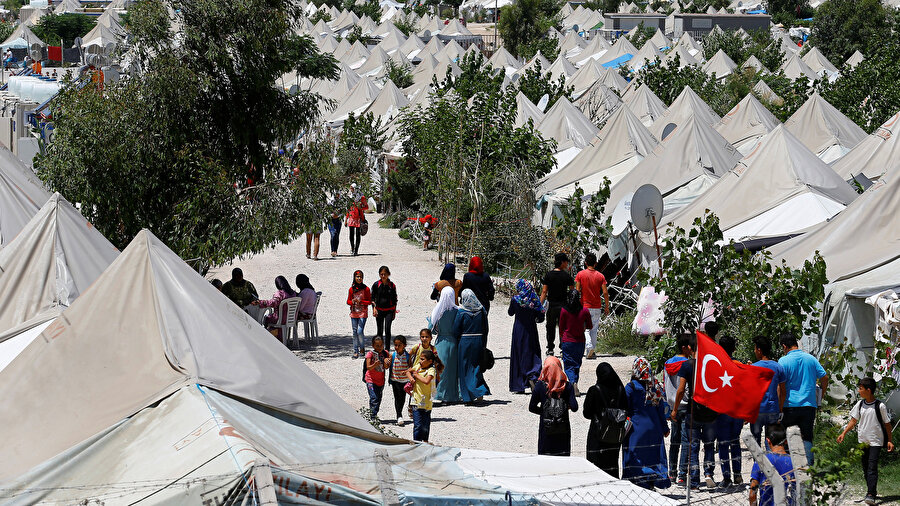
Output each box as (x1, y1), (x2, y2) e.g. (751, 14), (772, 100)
(687, 354), (695, 505)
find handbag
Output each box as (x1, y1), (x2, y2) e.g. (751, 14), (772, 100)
(595, 408), (629, 444)
(480, 348), (495, 370)
(403, 381), (414, 394)
(360, 218), (369, 236)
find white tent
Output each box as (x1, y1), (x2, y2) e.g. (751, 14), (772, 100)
(439, 18), (472, 36)
(606, 114), (742, 215)
(0, 23), (45, 50)
(664, 44), (699, 68)
(801, 46), (838, 77)
(753, 79), (783, 106)
(595, 65), (629, 93)
(573, 35), (612, 66)
(536, 97), (600, 150)
(846, 50), (865, 69)
(326, 76), (382, 124)
(628, 40), (664, 72)
(574, 81), (622, 124)
(362, 78), (410, 122)
(80, 22), (123, 49)
(648, 28), (670, 50)
(647, 85), (721, 140)
(487, 46), (521, 76)
(598, 36), (638, 66)
(375, 25), (407, 54)
(702, 49), (737, 79)
(783, 92), (867, 163)
(519, 50), (552, 76)
(780, 53), (819, 82)
(397, 33), (425, 60)
(559, 30), (587, 59)
(53, 0), (81, 14)
(664, 125), (857, 241)
(317, 63), (361, 101)
(0, 147), (49, 248)
(546, 53), (577, 82)
(514, 91), (545, 128)
(0, 229), (677, 505)
(830, 110), (900, 180)
(741, 55), (770, 75)
(341, 40), (373, 69)
(623, 84), (668, 127)
(715, 93), (780, 155)
(567, 59), (603, 98)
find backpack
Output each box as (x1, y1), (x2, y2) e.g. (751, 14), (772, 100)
(542, 393), (569, 435)
(856, 399), (890, 445)
(593, 386), (629, 444)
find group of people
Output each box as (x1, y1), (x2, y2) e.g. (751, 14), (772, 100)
(307, 183), (368, 259)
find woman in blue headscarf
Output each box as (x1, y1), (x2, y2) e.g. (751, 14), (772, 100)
(508, 279), (545, 393)
(453, 289), (491, 403)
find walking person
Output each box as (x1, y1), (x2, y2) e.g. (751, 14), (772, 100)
(462, 255), (494, 341)
(540, 253), (574, 356)
(388, 335), (412, 426)
(574, 252), (610, 359)
(431, 263), (462, 303)
(583, 362), (628, 477)
(371, 266), (398, 340)
(778, 332), (828, 465)
(559, 289), (592, 395)
(837, 377), (895, 505)
(528, 356), (578, 456)
(328, 209), (342, 257)
(347, 270), (371, 358)
(453, 289), (491, 403)
(346, 183), (368, 256)
(664, 334), (692, 485)
(750, 335), (786, 448)
(305, 221), (322, 260)
(364, 336), (390, 420)
(408, 350), (440, 442)
(431, 288), (461, 403)
(623, 357), (671, 490)
(508, 279), (544, 394)
(715, 335), (744, 488)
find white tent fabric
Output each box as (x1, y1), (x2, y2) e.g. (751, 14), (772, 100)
(573, 82), (621, 123)
(784, 92), (867, 163)
(573, 35), (612, 66)
(830, 110), (900, 180)
(439, 18), (472, 36)
(536, 97), (600, 150)
(1, 23), (45, 50)
(514, 91), (545, 128)
(780, 53), (819, 82)
(519, 50), (552, 76)
(566, 58), (603, 98)
(741, 55), (770, 75)
(664, 125), (857, 238)
(362, 78), (409, 122)
(702, 49), (737, 79)
(397, 33), (424, 60)
(326, 76), (381, 124)
(547, 53), (578, 82)
(801, 46), (838, 76)
(624, 84), (668, 127)
(648, 28), (670, 50)
(0, 193), (118, 341)
(846, 50), (865, 69)
(375, 26), (407, 54)
(596, 65), (629, 93)
(0, 230), (384, 481)
(559, 30), (587, 59)
(648, 85), (721, 140)
(340, 40), (371, 69)
(664, 44), (699, 68)
(487, 46), (521, 75)
(598, 36), (638, 66)
(81, 22), (123, 48)
(628, 41), (664, 71)
(753, 79), (783, 105)
(0, 147), (50, 248)
(606, 115), (741, 215)
(53, 0), (81, 14)
(715, 93), (780, 155)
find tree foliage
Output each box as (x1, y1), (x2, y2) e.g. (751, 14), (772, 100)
(515, 60), (573, 110)
(553, 182), (612, 269)
(583, 0), (619, 13)
(764, 0), (813, 24)
(640, 213), (828, 366)
(818, 37), (900, 133)
(0, 20), (13, 43)
(437, 52), (504, 100)
(809, 0), (894, 64)
(626, 22), (655, 50)
(497, 0), (561, 58)
(36, 0), (345, 267)
(384, 59), (413, 89)
(31, 13), (96, 46)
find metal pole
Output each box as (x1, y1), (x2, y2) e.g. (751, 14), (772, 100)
(493, 0), (497, 51)
(650, 212), (663, 272)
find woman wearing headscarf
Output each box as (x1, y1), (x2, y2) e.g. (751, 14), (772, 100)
(430, 263), (462, 303)
(583, 362), (629, 477)
(622, 357), (671, 490)
(508, 279), (545, 393)
(528, 356), (578, 456)
(559, 289), (592, 394)
(462, 256), (495, 344)
(453, 289), (490, 403)
(253, 276), (299, 337)
(295, 274), (317, 320)
(431, 286), (461, 403)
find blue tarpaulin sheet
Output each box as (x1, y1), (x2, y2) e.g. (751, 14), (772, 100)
(601, 53), (633, 69)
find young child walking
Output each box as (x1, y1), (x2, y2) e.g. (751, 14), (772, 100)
(389, 335), (412, 426)
(838, 377), (895, 505)
(371, 265), (399, 340)
(347, 270), (371, 358)
(409, 328), (438, 417)
(408, 350), (440, 442)
(364, 336), (390, 420)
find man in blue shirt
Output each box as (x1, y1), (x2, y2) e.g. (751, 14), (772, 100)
(778, 333), (828, 465)
(749, 424), (795, 506)
(752, 335), (786, 447)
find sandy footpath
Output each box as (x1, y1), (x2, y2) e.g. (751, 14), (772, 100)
(214, 212), (755, 502)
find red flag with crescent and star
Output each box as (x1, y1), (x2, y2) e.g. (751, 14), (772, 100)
(693, 331), (775, 423)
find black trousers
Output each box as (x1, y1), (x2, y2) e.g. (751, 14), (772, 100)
(349, 226), (361, 253)
(862, 445), (881, 497)
(389, 380), (407, 419)
(545, 304), (562, 352)
(376, 311), (395, 339)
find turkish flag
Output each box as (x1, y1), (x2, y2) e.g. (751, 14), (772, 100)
(693, 331), (775, 423)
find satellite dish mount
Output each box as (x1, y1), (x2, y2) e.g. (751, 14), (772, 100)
(629, 183), (665, 272)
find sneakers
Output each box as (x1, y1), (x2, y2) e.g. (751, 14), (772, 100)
(719, 477), (732, 489)
(397, 415), (405, 427)
(864, 495), (876, 505)
(733, 475), (743, 486)
(545, 349), (554, 356)
(586, 349), (596, 359)
(704, 475), (717, 488)
(573, 383), (580, 397)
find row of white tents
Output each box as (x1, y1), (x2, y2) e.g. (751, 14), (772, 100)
(0, 151), (675, 502)
(0, 0), (126, 52)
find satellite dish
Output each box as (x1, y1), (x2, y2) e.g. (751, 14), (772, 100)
(661, 122), (677, 141)
(74, 37), (83, 48)
(288, 84), (299, 96)
(630, 183), (663, 233)
(610, 191), (634, 236)
(536, 93), (549, 112)
(423, 30), (431, 39)
(103, 42), (116, 56)
(102, 66), (119, 83)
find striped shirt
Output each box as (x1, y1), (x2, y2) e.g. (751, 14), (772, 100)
(390, 351), (411, 382)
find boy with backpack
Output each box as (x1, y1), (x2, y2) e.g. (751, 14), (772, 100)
(837, 377), (895, 505)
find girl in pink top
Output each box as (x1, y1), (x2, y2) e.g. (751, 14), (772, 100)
(348, 270), (371, 358)
(559, 289), (592, 394)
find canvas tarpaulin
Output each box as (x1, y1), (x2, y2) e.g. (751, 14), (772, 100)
(715, 93), (780, 155)
(0, 147), (50, 248)
(784, 92), (866, 163)
(831, 110), (900, 180)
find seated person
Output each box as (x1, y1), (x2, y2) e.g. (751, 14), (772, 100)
(295, 274), (317, 319)
(252, 276), (298, 334)
(222, 268), (258, 307)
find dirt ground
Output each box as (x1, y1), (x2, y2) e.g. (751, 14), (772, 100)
(214, 213), (761, 504)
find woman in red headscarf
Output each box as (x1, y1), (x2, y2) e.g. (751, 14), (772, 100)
(462, 256), (495, 344)
(528, 356), (579, 456)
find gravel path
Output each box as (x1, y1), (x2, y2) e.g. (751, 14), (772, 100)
(214, 213), (757, 503)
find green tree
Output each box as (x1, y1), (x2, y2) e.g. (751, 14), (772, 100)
(308, 10), (331, 24)
(765, 0), (812, 24)
(437, 51), (504, 100)
(553, 182), (612, 268)
(0, 20), (13, 43)
(384, 59), (413, 89)
(633, 55), (719, 106)
(31, 14), (96, 47)
(761, 72), (812, 121)
(702, 28), (747, 63)
(392, 11), (417, 36)
(745, 29), (784, 72)
(515, 60), (573, 110)
(583, 0), (619, 13)
(35, 0), (343, 267)
(809, 0), (894, 65)
(627, 22), (655, 50)
(497, 0), (561, 58)
(346, 0), (381, 23)
(818, 37), (900, 133)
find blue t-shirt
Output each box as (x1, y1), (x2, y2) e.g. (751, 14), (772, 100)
(753, 359), (786, 414)
(750, 453), (795, 506)
(778, 349), (826, 407)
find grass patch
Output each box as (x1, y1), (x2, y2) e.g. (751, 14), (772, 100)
(596, 310), (646, 356)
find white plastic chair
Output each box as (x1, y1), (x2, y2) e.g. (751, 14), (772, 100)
(275, 297), (303, 349)
(298, 291), (322, 345)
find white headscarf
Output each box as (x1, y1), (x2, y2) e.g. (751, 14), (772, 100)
(431, 285), (458, 328)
